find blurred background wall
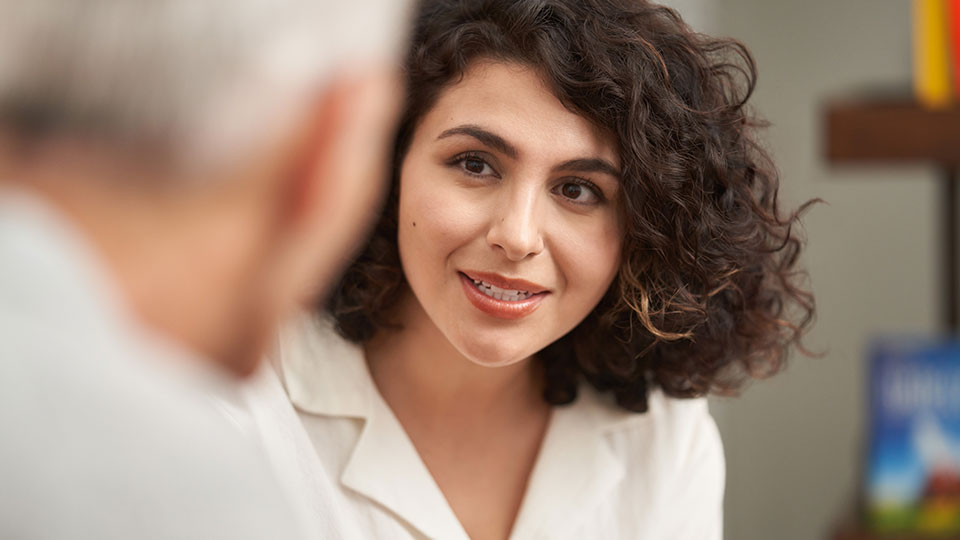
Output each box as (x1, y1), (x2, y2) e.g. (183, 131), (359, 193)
(664, 1), (943, 539)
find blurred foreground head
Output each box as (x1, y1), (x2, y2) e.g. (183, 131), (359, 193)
(0, 0), (410, 375)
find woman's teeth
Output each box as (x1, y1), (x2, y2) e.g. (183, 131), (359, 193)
(471, 279), (533, 301)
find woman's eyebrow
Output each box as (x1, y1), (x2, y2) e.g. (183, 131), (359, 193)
(436, 124), (518, 159)
(552, 158), (620, 179)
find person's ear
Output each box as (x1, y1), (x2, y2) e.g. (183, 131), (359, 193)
(272, 66), (400, 307)
(280, 74), (355, 231)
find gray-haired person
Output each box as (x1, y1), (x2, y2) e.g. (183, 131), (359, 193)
(0, 1), (410, 538)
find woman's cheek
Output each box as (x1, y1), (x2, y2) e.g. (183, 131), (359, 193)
(406, 179), (489, 249)
(587, 219), (623, 296)
(555, 215), (621, 297)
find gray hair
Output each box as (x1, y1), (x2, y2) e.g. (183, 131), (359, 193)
(0, 0), (409, 171)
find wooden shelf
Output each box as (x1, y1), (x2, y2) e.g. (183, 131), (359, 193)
(832, 526), (960, 540)
(826, 100), (960, 166)
(824, 97), (960, 331)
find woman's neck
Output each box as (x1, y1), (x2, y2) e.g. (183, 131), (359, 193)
(364, 288), (546, 428)
(365, 289), (552, 540)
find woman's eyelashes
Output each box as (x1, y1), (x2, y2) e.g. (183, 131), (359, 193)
(448, 152), (500, 178)
(552, 178), (605, 206)
(445, 151), (607, 207)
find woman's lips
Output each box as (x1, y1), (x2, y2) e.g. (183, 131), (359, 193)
(460, 270), (548, 294)
(458, 272), (548, 320)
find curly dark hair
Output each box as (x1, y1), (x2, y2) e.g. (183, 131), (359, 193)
(324, 0), (817, 413)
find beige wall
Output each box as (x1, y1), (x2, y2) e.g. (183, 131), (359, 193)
(702, 1), (944, 539)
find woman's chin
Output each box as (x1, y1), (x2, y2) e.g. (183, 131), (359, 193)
(464, 355), (527, 369)
(453, 337), (536, 369)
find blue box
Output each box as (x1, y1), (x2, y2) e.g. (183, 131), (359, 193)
(866, 338), (960, 534)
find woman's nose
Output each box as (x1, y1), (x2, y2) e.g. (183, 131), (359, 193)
(485, 188), (545, 261)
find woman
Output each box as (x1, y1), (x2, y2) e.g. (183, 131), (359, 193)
(277, 0), (815, 538)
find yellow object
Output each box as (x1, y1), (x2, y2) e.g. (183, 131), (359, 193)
(913, 0), (953, 108)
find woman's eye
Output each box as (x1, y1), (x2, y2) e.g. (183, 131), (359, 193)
(556, 181), (601, 205)
(459, 156), (495, 176)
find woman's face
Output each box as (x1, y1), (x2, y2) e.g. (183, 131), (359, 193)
(397, 60), (622, 367)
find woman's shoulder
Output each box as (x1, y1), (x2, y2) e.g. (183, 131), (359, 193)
(634, 389), (720, 453)
(574, 387), (725, 535)
(578, 384), (717, 438)
(578, 385), (724, 483)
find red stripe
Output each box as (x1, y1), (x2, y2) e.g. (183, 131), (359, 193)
(952, 0), (960, 98)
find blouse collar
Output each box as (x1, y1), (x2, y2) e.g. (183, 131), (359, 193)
(278, 313), (642, 539)
(277, 315), (373, 420)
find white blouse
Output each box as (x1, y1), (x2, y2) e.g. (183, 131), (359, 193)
(267, 315), (725, 540)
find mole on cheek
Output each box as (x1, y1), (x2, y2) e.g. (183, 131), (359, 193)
(412, 221), (417, 227)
